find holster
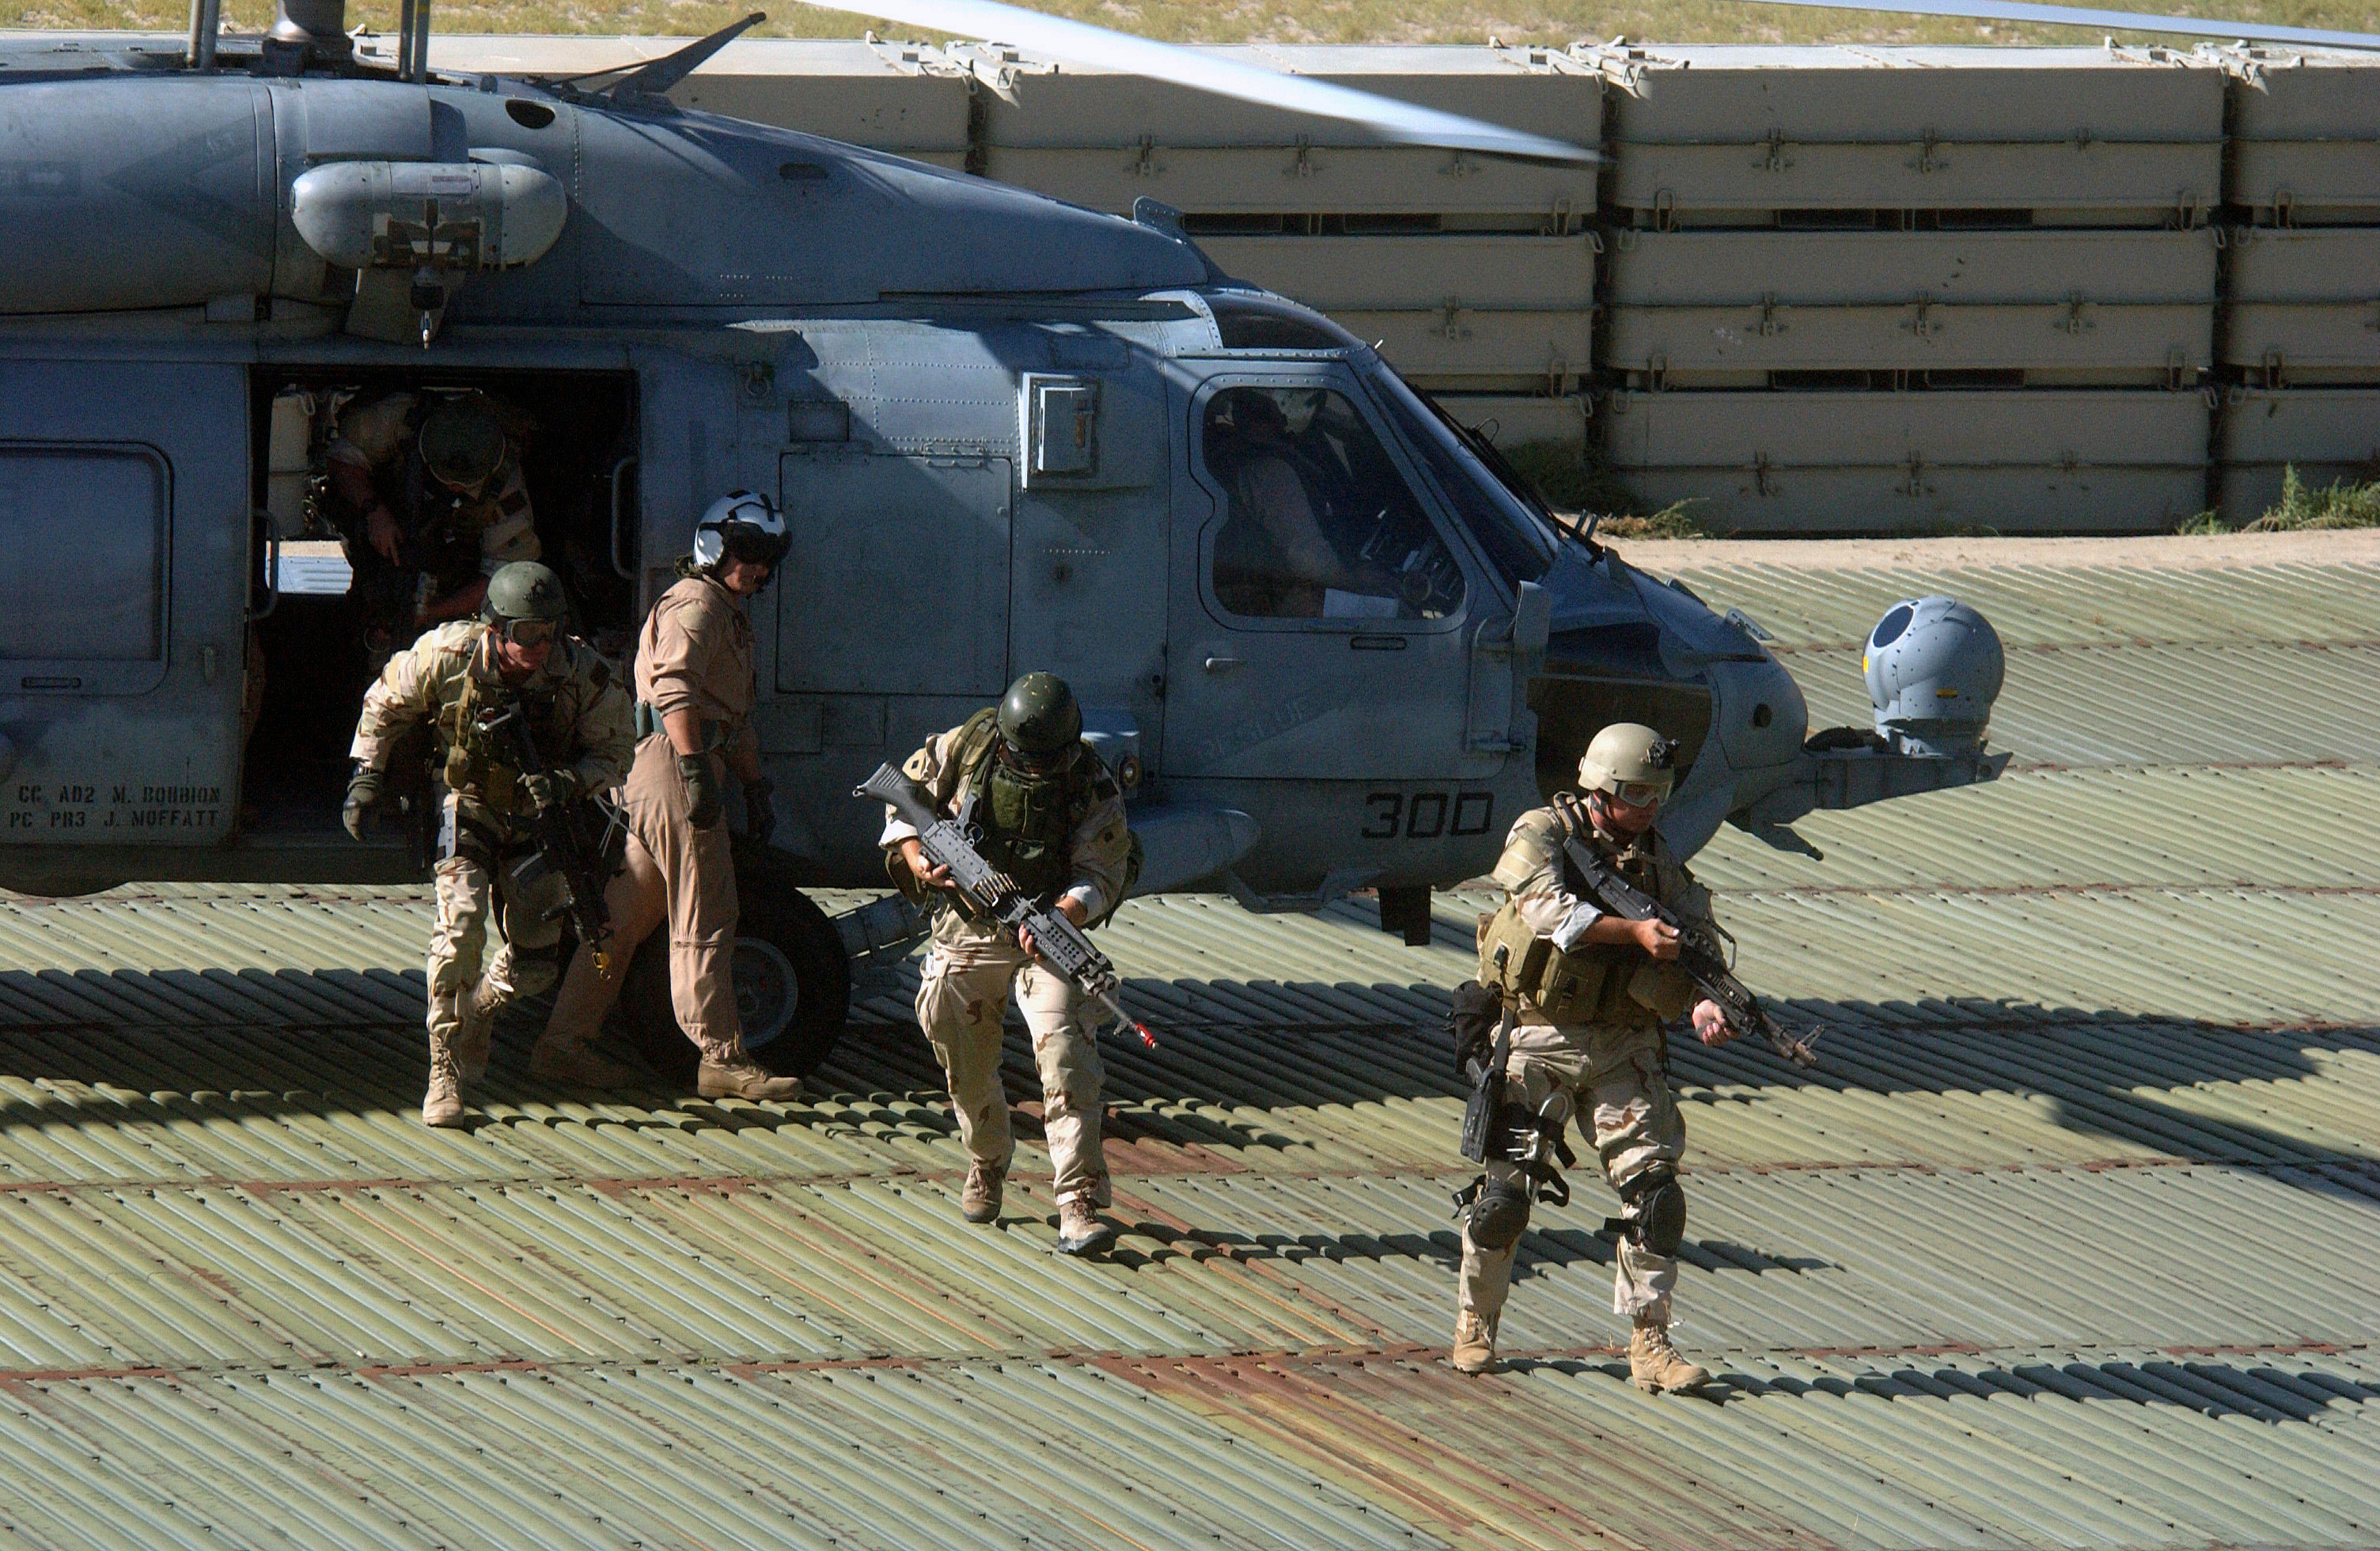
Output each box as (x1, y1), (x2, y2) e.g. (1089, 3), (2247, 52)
(1457, 1005), (1516, 1165)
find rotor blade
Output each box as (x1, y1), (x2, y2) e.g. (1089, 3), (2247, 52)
(1734, 0), (2380, 49)
(788, 0), (1599, 163)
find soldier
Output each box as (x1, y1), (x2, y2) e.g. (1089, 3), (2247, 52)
(328, 391), (540, 653)
(532, 491), (802, 1102)
(881, 673), (1131, 1256)
(1451, 722), (1734, 1391)
(342, 561), (635, 1128)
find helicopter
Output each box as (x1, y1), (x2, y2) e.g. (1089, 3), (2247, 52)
(17, 0), (2344, 1072)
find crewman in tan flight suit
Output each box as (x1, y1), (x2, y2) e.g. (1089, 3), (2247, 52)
(532, 491), (802, 1102)
(343, 561), (635, 1127)
(882, 672), (1132, 1256)
(1451, 722), (1734, 1392)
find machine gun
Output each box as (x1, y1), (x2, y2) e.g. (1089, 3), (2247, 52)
(477, 702), (623, 977)
(1560, 835), (1821, 1068)
(856, 763), (1158, 1052)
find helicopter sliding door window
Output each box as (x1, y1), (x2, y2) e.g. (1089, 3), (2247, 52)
(1200, 387), (1466, 624)
(0, 445), (167, 688)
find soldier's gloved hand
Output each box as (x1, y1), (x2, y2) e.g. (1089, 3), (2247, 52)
(341, 766), (382, 842)
(680, 754), (722, 829)
(520, 770), (572, 813)
(741, 777), (777, 846)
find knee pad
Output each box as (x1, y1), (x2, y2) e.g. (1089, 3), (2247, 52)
(1465, 1174), (1534, 1251)
(1617, 1166), (1686, 1257)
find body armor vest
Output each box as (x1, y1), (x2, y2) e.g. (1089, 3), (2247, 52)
(1478, 795), (1668, 1027)
(949, 708), (1095, 904)
(436, 640), (572, 815)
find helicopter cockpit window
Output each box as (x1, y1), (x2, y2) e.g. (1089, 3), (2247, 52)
(1366, 368), (1557, 590)
(0, 446), (164, 662)
(1202, 386), (1466, 623)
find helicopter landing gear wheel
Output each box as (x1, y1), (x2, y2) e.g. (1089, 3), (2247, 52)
(620, 845), (850, 1083)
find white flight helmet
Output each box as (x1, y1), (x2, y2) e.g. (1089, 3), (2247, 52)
(692, 489), (790, 571)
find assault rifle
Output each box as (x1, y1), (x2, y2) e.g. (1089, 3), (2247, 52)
(1561, 835), (1821, 1068)
(857, 762), (1158, 1051)
(478, 702), (623, 977)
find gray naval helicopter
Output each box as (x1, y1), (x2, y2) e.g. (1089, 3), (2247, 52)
(9, 0), (2345, 1073)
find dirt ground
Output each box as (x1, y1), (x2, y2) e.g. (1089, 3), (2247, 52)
(1603, 529), (2380, 571)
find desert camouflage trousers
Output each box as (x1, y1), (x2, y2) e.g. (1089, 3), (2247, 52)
(426, 847), (567, 1062)
(916, 916), (1109, 1208)
(1457, 1018), (1687, 1326)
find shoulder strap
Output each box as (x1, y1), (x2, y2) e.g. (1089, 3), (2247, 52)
(937, 707), (1002, 812)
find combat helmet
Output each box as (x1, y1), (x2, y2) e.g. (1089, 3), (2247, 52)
(418, 396), (506, 491)
(1577, 722), (1677, 806)
(483, 561), (569, 631)
(996, 672), (1082, 765)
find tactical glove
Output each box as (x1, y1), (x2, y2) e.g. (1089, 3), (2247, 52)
(342, 766), (382, 842)
(741, 777), (777, 846)
(680, 754), (722, 829)
(520, 769), (573, 813)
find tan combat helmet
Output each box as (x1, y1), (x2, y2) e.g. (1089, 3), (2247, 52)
(1577, 722), (1678, 806)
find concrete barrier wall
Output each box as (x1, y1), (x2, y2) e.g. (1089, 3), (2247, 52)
(441, 36), (2378, 533)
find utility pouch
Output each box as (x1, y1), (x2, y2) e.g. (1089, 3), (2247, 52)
(1628, 958), (1699, 1021)
(1446, 979), (1503, 1079)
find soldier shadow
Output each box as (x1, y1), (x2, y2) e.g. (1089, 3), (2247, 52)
(1683, 1353), (2380, 1424)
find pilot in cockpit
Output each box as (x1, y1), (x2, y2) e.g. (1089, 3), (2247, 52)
(1204, 388), (1400, 620)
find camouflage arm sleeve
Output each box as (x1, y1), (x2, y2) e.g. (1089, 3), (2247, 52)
(1061, 788), (1131, 920)
(1491, 811), (1605, 950)
(347, 638), (446, 770)
(567, 674), (637, 796)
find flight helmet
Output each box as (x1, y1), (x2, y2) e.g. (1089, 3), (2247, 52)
(1577, 722), (1677, 807)
(692, 489), (790, 571)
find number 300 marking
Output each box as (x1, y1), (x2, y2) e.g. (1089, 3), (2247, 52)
(1362, 791), (1494, 840)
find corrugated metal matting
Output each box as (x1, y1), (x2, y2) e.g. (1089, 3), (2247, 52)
(2, 552), (2377, 1547)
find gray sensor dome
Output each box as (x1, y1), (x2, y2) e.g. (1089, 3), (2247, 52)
(1863, 597), (2005, 757)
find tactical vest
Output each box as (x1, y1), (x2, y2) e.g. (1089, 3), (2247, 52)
(938, 708), (1100, 905)
(1476, 794), (1673, 1027)
(434, 636), (581, 816)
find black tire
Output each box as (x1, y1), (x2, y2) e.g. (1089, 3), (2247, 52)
(620, 844), (850, 1081)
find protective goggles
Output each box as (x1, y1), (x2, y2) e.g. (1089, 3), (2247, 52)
(995, 738), (1072, 776)
(501, 618), (559, 647)
(1608, 780), (1669, 808)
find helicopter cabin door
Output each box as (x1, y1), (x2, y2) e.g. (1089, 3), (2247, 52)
(0, 361), (248, 876)
(774, 446), (1013, 710)
(1166, 374), (1483, 783)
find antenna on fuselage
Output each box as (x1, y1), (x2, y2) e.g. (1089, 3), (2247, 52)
(395, 0), (434, 82)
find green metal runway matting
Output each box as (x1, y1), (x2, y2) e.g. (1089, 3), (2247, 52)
(0, 556), (2374, 1549)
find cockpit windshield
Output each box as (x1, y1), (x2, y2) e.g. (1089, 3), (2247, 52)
(1362, 366), (1559, 590)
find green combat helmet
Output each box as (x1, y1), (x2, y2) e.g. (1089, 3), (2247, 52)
(996, 672), (1082, 763)
(1577, 722), (1677, 806)
(418, 396), (506, 491)
(483, 561), (569, 627)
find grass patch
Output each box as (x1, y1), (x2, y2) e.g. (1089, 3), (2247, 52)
(2181, 466), (2380, 534)
(14, 0), (2380, 50)
(1499, 440), (1711, 538)
(1592, 502), (1711, 540)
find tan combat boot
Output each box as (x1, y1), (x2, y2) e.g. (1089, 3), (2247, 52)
(530, 1033), (642, 1090)
(1055, 1199), (1116, 1256)
(697, 1055), (803, 1102)
(961, 1161), (1006, 1224)
(1451, 1311), (1499, 1375)
(422, 1048), (466, 1128)
(1630, 1318), (1711, 1394)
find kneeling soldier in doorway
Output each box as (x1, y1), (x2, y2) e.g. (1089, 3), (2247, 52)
(534, 491), (804, 1101)
(881, 673), (1132, 1255)
(1452, 722), (1734, 1390)
(343, 561), (635, 1127)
